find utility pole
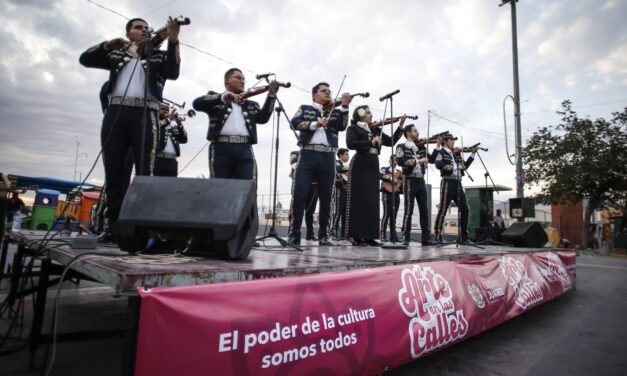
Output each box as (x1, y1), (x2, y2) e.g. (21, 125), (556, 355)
(500, 0), (524, 200)
(73, 140), (88, 181)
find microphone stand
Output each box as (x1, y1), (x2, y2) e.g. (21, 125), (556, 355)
(473, 150), (510, 246)
(138, 34), (155, 176)
(381, 95), (406, 249)
(256, 105), (303, 251)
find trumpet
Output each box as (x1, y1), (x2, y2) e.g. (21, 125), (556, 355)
(173, 109), (196, 122)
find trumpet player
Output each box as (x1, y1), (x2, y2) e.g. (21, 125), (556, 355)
(154, 105), (188, 177)
(79, 17), (181, 242)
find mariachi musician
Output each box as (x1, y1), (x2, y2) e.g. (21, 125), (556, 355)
(154, 105), (188, 177)
(79, 17), (182, 242)
(193, 68), (282, 181)
(344, 106), (405, 246)
(331, 148), (350, 240)
(379, 155), (402, 243)
(287, 82), (352, 246)
(396, 124), (440, 246)
(433, 133), (477, 243)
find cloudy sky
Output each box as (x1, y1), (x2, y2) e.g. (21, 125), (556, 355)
(0, 0), (625, 209)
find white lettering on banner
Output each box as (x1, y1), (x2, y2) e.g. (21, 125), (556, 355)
(217, 307), (376, 369)
(397, 265), (469, 358)
(499, 256), (544, 310)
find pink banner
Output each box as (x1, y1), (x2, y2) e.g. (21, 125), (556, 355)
(135, 251), (576, 375)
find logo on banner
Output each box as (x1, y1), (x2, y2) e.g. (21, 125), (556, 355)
(397, 265), (469, 359)
(499, 256), (544, 310)
(544, 253), (573, 292)
(466, 283), (485, 309)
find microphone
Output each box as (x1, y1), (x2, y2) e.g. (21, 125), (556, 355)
(255, 72), (274, 80)
(379, 89), (400, 102)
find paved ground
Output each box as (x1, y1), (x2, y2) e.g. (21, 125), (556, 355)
(1, 252), (625, 375)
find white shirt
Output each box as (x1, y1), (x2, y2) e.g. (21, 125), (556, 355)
(112, 58), (150, 99)
(308, 102), (348, 145)
(163, 126), (177, 154)
(443, 147), (462, 178)
(219, 94), (249, 136)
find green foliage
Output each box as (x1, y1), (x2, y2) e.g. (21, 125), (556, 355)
(523, 100), (627, 211)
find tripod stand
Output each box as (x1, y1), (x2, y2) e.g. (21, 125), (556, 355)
(256, 106), (303, 251)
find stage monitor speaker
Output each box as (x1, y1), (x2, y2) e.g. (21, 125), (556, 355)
(500, 221), (547, 248)
(115, 176), (258, 260)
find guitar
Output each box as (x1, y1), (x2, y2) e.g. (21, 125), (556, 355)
(381, 171), (403, 193)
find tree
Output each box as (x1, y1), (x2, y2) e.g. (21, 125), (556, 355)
(523, 100), (627, 248)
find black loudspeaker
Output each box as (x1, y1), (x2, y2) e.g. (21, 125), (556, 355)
(115, 176), (258, 260)
(500, 222), (548, 248)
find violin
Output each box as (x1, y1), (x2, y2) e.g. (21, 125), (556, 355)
(369, 115), (418, 129)
(452, 143), (488, 154)
(134, 16), (191, 56)
(239, 81), (291, 101)
(323, 92), (370, 111)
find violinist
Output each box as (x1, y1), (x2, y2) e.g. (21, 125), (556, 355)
(396, 124), (439, 246)
(79, 17), (181, 243)
(286, 83), (351, 246)
(344, 107), (404, 246)
(193, 68), (279, 180)
(433, 133), (477, 243)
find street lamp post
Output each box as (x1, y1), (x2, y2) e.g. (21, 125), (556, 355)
(500, 0), (524, 200)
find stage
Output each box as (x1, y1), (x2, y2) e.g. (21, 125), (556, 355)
(4, 230), (576, 376)
(9, 230), (560, 294)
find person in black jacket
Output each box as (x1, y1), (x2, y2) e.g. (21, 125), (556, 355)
(344, 106), (404, 246)
(331, 148), (349, 240)
(379, 156), (402, 243)
(286, 83), (351, 246)
(154, 105), (188, 176)
(433, 133), (477, 242)
(79, 17), (181, 241)
(396, 125), (440, 246)
(193, 68), (279, 181)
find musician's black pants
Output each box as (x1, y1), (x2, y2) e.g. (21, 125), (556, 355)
(101, 105), (157, 230)
(402, 177), (431, 243)
(380, 190), (400, 240)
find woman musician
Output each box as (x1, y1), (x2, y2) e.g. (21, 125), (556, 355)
(344, 106), (405, 246)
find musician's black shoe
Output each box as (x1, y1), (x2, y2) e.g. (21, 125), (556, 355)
(365, 239), (382, 247)
(403, 239), (411, 246)
(434, 234), (443, 243)
(306, 235), (318, 241)
(252, 241), (260, 247)
(319, 237), (335, 246)
(97, 230), (116, 244)
(351, 238), (367, 246)
(421, 240), (437, 246)
(286, 236), (300, 246)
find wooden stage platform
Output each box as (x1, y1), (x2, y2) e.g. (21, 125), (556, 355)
(9, 230), (552, 294)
